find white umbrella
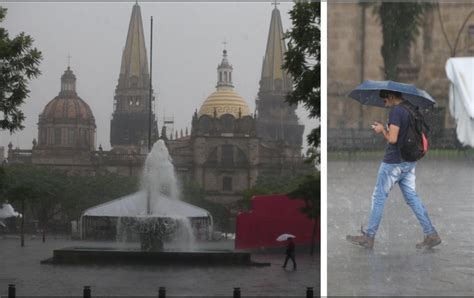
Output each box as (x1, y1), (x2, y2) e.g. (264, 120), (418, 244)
(276, 233), (295, 242)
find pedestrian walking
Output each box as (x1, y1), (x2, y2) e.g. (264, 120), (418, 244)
(346, 88), (441, 249)
(282, 237), (296, 270)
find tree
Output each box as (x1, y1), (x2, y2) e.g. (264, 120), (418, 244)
(0, 6), (42, 132)
(372, 2), (432, 80)
(4, 165), (139, 231)
(283, 1), (321, 163)
(287, 173), (320, 256)
(181, 181), (232, 234)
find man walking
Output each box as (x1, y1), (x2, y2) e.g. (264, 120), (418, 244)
(346, 90), (441, 249)
(282, 237), (296, 270)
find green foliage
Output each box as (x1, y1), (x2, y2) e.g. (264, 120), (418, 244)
(180, 181), (232, 232)
(239, 173), (318, 212)
(0, 6), (43, 132)
(372, 2), (432, 80)
(283, 1), (321, 162)
(287, 173), (320, 220)
(3, 165), (138, 226)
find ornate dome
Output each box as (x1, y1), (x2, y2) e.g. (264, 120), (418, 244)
(37, 67), (96, 151)
(42, 96), (95, 125)
(40, 67), (95, 126)
(198, 50), (251, 119)
(198, 86), (251, 119)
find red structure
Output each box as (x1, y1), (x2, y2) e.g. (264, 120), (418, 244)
(235, 194), (319, 249)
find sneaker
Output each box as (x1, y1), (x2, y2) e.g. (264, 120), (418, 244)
(346, 227), (374, 249)
(416, 233), (441, 249)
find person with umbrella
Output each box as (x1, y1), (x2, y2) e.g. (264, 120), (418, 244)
(281, 235), (296, 270)
(346, 81), (441, 250)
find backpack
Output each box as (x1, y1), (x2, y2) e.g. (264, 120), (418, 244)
(398, 101), (429, 162)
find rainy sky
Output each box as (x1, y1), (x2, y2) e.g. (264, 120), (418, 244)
(0, 1), (317, 154)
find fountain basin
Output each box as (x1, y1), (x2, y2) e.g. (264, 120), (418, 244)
(41, 247), (270, 267)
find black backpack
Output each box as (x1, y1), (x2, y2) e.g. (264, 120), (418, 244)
(398, 101), (429, 162)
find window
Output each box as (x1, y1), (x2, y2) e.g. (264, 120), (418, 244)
(68, 128), (75, 145)
(223, 177), (232, 192)
(54, 128), (61, 145)
(221, 144), (234, 167)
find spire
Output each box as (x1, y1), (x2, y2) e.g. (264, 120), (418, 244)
(216, 49), (233, 88)
(119, 2), (149, 86)
(259, 6), (291, 95)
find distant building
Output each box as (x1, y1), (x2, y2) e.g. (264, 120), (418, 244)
(256, 7), (304, 154)
(7, 3), (308, 207)
(166, 47), (306, 205)
(110, 3), (158, 153)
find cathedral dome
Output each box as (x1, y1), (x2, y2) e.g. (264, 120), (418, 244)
(42, 96), (95, 125)
(37, 67), (96, 151)
(198, 86), (251, 119)
(41, 67), (95, 125)
(198, 50), (251, 119)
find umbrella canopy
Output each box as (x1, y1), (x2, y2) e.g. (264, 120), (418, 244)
(276, 233), (296, 242)
(348, 80), (436, 109)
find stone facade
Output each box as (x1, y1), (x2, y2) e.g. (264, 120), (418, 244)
(328, 2), (474, 149)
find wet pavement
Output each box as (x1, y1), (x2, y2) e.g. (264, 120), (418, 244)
(0, 238), (318, 297)
(328, 158), (474, 296)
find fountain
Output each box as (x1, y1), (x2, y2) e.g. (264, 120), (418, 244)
(42, 140), (268, 266)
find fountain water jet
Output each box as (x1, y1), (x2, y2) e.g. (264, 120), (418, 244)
(42, 140), (268, 266)
(80, 140), (209, 250)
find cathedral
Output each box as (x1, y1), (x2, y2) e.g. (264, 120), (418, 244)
(7, 3), (307, 206)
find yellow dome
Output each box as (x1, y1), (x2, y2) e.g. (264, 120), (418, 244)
(198, 86), (251, 118)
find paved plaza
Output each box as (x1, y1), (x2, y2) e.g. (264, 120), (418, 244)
(0, 238), (318, 297)
(328, 158), (474, 296)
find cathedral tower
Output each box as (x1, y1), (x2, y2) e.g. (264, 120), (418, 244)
(110, 2), (158, 151)
(256, 6), (304, 148)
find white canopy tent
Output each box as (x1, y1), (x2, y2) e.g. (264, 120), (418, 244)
(82, 191), (211, 219)
(445, 57), (474, 147)
(0, 203), (21, 219)
(80, 191), (213, 240)
(0, 203), (22, 228)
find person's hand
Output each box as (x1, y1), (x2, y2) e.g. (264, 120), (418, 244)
(371, 122), (385, 134)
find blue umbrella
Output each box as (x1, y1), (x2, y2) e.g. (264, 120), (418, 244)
(348, 80), (436, 109)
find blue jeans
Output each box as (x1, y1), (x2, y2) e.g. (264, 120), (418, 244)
(366, 162), (436, 238)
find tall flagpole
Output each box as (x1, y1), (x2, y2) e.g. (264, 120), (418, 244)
(147, 16), (153, 215)
(148, 16), (153, 153)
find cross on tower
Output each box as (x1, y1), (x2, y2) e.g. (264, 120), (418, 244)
(272, 0), (280, 9)
(67, 53), (72, 68)
(222, 40), (227, 51)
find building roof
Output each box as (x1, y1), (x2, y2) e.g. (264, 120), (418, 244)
(40, 67), (95, 126)
(259, 7), (292, 95)
(82, 190), (211, 219)
(198, 50), (251, 119)
(119, 2), (149, 83)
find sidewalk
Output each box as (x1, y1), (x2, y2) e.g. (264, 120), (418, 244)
(328, 159), (474, 296)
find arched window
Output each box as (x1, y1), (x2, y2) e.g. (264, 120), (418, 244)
(221, 144), (234, 167)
